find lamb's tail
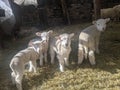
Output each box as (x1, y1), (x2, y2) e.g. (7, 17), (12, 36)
(9, 60), (17, 76)
(9, 60), (18, 84)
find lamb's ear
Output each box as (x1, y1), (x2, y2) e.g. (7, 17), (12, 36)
(92, 20), (96, 24)
(105, 18), (110, 23)
(36, 32), (41, 36)
(69, 33), (74, 38)
(33, 44), (40, 53)
(48, 30), (53, 35)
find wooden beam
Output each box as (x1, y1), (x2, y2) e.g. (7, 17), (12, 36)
(61, 0), (71, 25)
(93, 0), (101, 20)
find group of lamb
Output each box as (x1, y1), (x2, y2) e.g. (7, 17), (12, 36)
(9, 18), (110, 90)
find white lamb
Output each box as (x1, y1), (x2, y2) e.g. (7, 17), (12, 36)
(50, 33), (74, 72)
(28, 30), (53, 66)
(78, 18), (110, 65)
(9, 40), (45, 90)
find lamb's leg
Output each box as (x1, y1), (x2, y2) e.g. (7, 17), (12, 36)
(32, 60), (37, 73)
(83, 46), (88, 59)
(40, 54), (43, 66)
(64, 57), (69, 66)
(11, 72), (16, 84)
(95, 36), (100, 54)
(28, 61), (33, 72)
(88, 50), (96, 65)
(59, 63), (64, 72)
(50, 47), (55, 64)
(57, 55), (64, 72)
(16, 75), (23, 90)
(15, 69), (23, 90)
(59, 59), (65, 72)
(78, 44), (84, 64)
(44, 52), (48, 64)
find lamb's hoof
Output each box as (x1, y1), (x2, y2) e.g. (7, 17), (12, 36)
(60, 67), (64, 72)
(29, 69), (33, 72)
(60, 70), (64, 72)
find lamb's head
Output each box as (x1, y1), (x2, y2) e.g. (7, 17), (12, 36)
(36, 30), (53, 43)
(32, 40), (46, 53)
(28, 30), (53, 47)
(92, 18), (110, 32)
(56, 33), (74, 48)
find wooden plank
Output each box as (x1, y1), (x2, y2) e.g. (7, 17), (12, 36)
(61, 0), (71, 24)
(93, 0), (101, 19)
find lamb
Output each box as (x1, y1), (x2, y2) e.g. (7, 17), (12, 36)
(28, 30), (53, 66)
(9, 40), (45, 90)
(113, 4), (120, 21)
(101, 8), (114, 19)
(50, 33), (74, 72)
(78, 18), (110, 65)
(101, 4), (120, 21)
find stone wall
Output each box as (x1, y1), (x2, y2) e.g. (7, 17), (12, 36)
(21, 0), (120, 26)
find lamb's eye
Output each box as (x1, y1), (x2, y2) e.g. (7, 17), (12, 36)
(98, 24), (100, 26)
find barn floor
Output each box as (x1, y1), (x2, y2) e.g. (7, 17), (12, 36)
(0, 22), (120, 90)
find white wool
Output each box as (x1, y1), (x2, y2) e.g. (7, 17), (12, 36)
(78, 18), (110, 65)
(50, 33), (74, 72)
(9, 41), (43, 90)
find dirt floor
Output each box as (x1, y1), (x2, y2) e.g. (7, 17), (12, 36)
(0, 22), (120, 90)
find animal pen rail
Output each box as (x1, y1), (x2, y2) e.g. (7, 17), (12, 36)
(21, 0), (120, 27)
